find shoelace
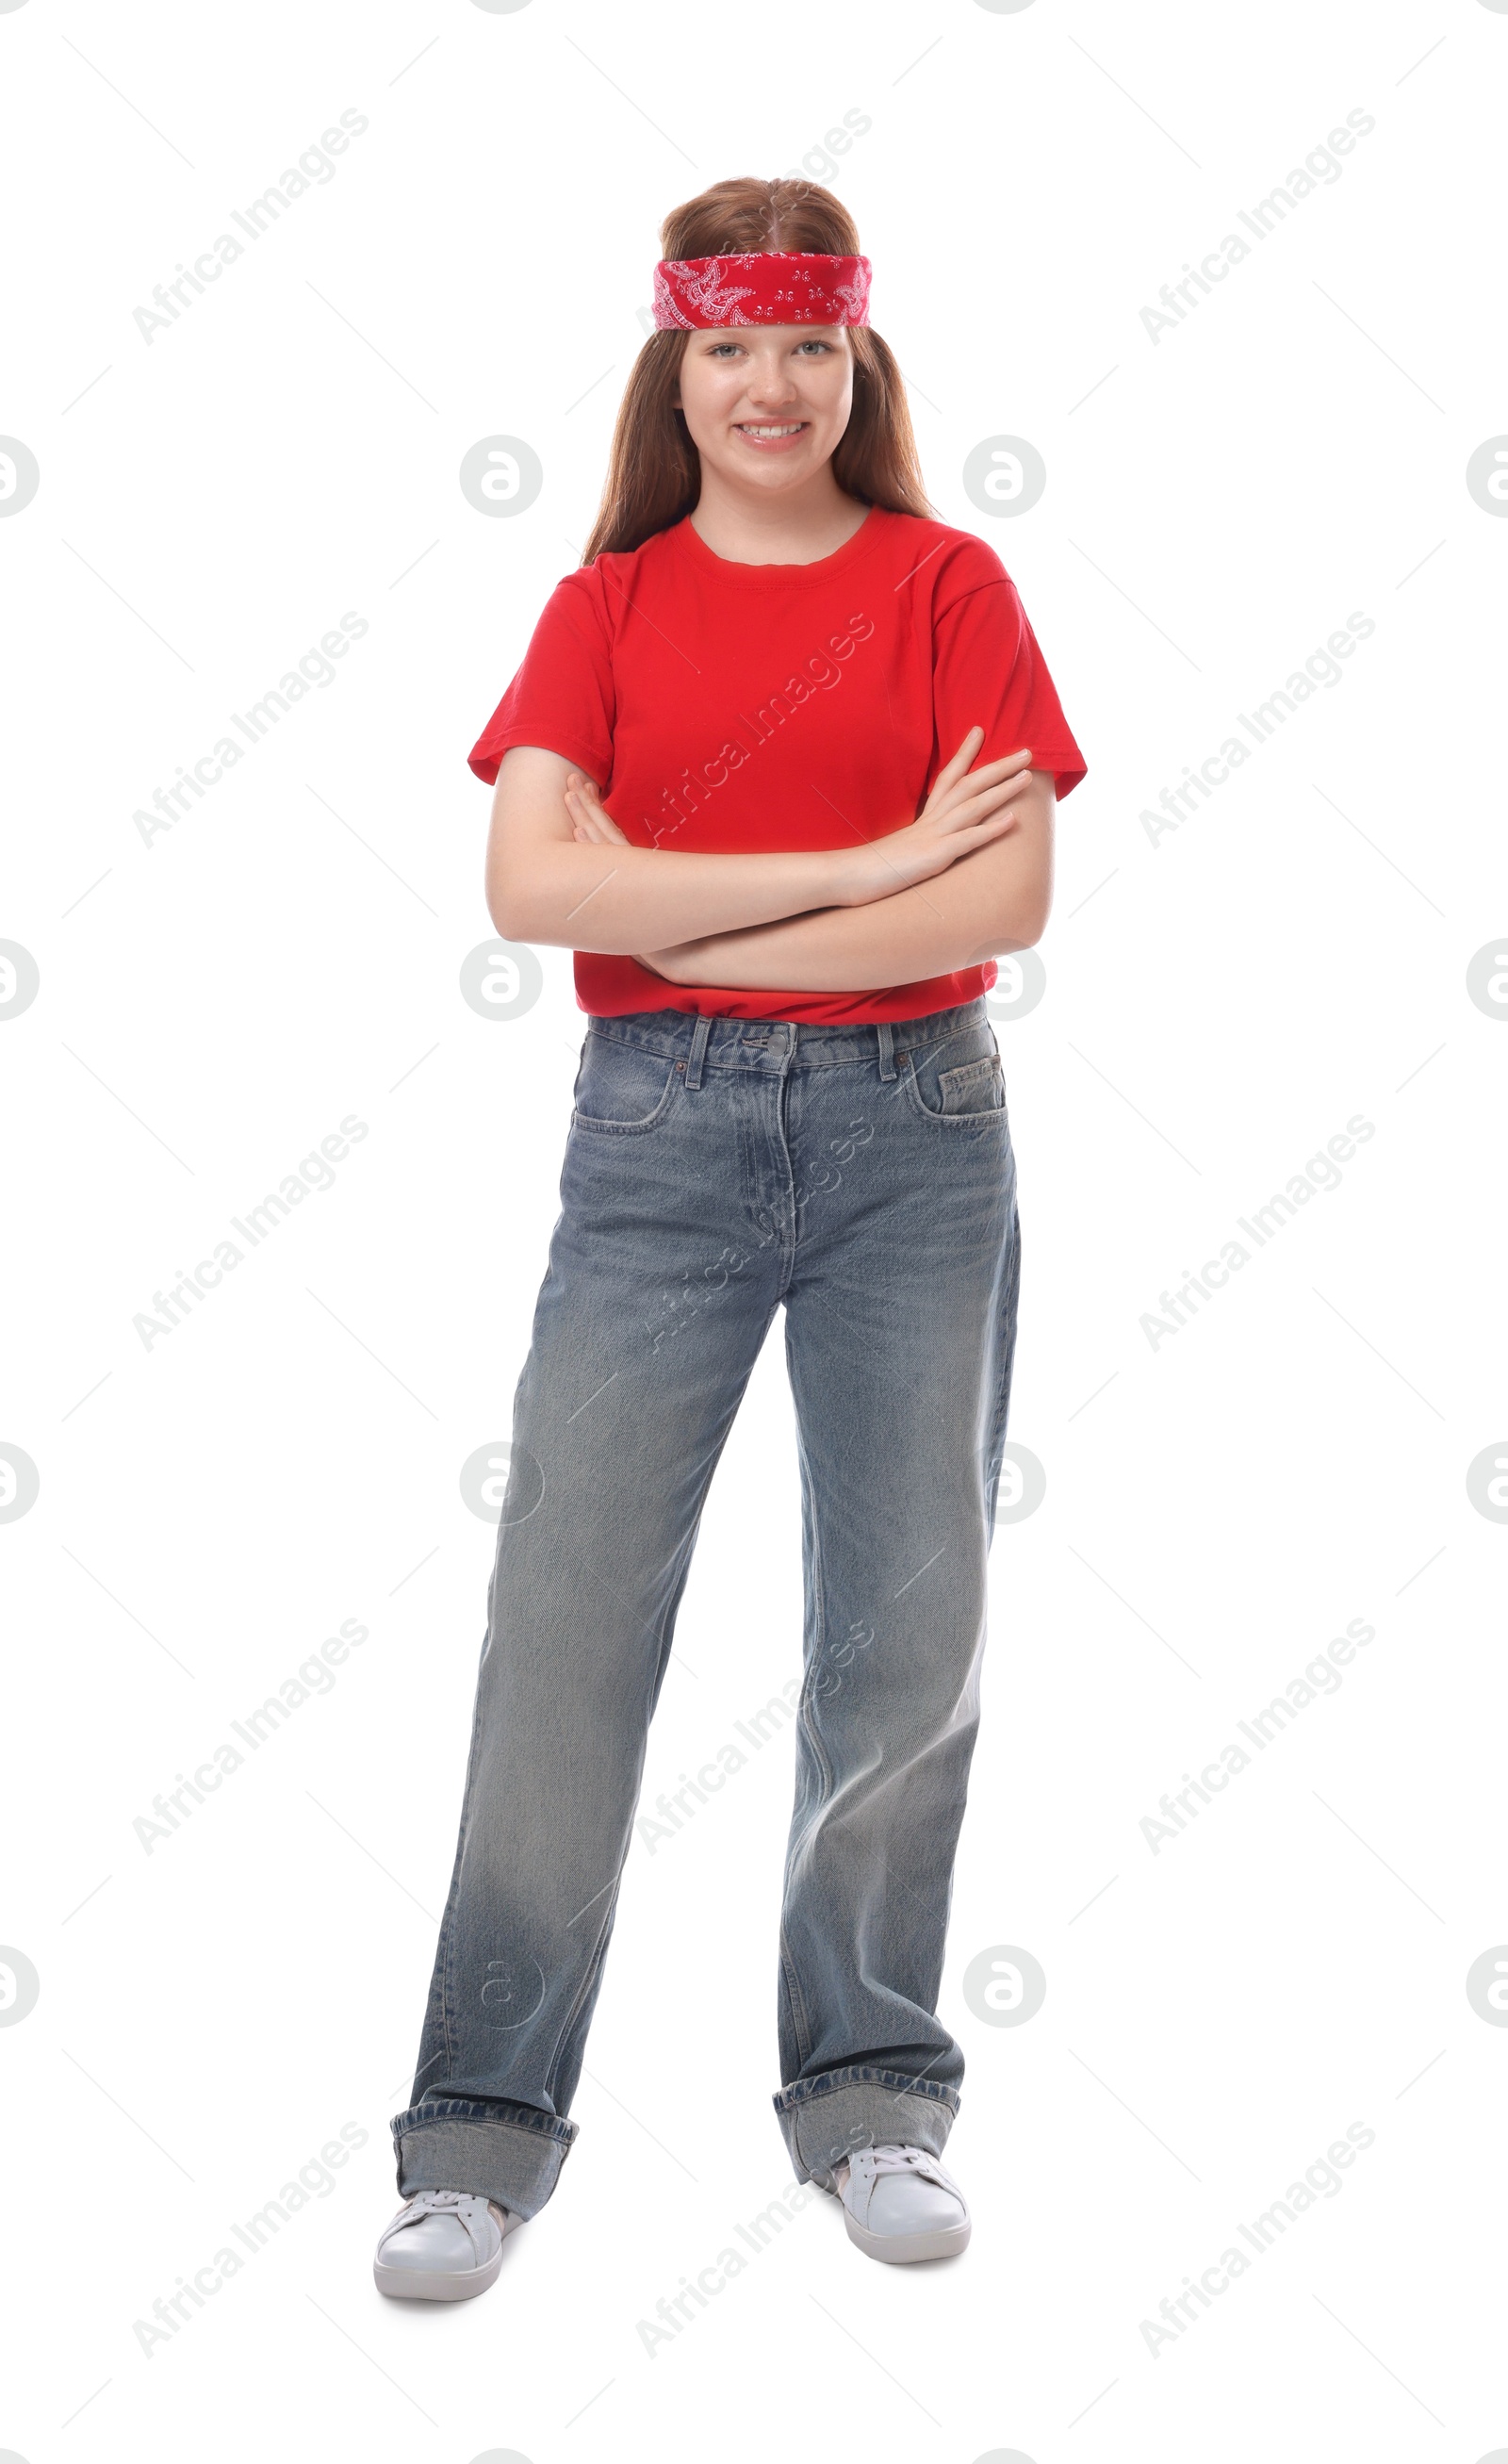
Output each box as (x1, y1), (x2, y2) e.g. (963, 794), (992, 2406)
(384, 2190), (499, 2264)
(839, 2143), (963, 2226)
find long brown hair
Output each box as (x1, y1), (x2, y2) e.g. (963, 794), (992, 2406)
(581, 178), (932, 563)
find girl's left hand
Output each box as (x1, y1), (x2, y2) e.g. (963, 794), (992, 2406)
(561, 775), (695, 977)
(564, 770), (630, 846)
(562, 774), (688, 976)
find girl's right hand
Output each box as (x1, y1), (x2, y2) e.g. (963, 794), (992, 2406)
(835, 730), (1035, 906)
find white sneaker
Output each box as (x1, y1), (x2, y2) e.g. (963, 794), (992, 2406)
(830, 2144), (971, 2264)
(372, 2189), (522, 2301)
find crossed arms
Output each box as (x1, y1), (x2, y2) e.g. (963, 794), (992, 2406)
(484, 737), (1056, 993)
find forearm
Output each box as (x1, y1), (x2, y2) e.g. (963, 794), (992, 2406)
(660, 899), (991, 993)
(493, 840), (845, 955)
(656, 803), (1054, 991)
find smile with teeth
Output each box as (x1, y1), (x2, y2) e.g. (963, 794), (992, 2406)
(736, 421), (807, 436)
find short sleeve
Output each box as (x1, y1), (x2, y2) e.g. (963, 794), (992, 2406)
(467, 569), (615, 787)
(930, 574), (1087, 802)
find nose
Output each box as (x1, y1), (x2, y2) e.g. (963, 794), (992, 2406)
(744, 352), (798, 408)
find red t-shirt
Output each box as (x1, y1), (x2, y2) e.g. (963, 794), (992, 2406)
(467, 505), (1087, 1023)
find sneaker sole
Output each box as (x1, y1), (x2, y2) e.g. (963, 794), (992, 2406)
(373, 2209), (521, 2300)
(842, 2209), (972, 2265)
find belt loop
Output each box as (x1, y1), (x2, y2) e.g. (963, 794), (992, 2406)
(685, 1011), (712, 1091)
(876, 1019), (896, 1082)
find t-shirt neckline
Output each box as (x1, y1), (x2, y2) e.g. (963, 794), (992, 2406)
(671, 503), (889, 585)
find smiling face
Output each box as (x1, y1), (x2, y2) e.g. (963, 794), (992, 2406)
(672, 323), (855, 499)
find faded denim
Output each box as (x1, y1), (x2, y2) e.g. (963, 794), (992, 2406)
(391, 996), (1022, 2214)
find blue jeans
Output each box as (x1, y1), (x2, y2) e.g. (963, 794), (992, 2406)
(391, 997), (1022, 2215)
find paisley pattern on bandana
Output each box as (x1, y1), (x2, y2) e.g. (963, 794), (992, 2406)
(652, 251), (872, 330)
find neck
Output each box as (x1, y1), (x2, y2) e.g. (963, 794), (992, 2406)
(688, 465), (869, 567)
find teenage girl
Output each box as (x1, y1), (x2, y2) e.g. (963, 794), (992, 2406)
(373, 176), (1087, 2300)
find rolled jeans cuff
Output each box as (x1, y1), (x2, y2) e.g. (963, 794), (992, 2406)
(771, 2065), (960, 2187)
(391, 2098), (578, 2220)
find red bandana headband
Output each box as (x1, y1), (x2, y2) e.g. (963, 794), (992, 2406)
(652, 249), (872, 331)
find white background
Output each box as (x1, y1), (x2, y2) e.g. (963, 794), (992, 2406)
(2, 1), (1505, 2456)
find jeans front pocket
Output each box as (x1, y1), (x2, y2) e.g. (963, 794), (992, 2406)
(570, 1030), (682, 1134)
(898, 1031), (1009, 1127)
